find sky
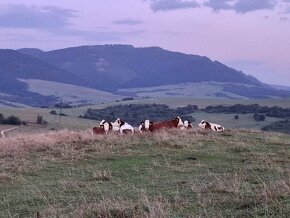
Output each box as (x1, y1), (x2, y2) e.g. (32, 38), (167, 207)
(0, 0), (290, 86)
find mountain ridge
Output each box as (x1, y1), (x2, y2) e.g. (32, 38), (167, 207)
(0, 44), (288, 107)
(17, 44), (262, 90)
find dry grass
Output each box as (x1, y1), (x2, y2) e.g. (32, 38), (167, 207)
(0, 128), (290, 217)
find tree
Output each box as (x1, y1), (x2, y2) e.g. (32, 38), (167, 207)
(4, 115), (22, 125)
(36, 115), (43, 124)
(253, 113), (266, 121)
(50, 110), (57, 115)
(0, 113), (4, 123)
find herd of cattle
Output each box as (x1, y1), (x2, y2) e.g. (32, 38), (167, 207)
(92, 117), (225, 135)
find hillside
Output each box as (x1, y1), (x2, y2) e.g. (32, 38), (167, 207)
(0, 129), (289, 217)
(23, 45), (262, 90)
(1, 45), (289, 107)
(17, 45), (290, 100)
(0, 49), (86, 106)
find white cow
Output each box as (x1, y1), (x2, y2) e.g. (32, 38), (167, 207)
(100, 119), (120, 134)
(198, 120), (225, 131)
(113, 118), (134, 134)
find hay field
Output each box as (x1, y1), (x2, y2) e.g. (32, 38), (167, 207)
(0, 129), (289, 217)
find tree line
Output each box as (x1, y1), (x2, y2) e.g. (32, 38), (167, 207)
(80, 104), (198, 125)
(204, 104), (290, 119)
(0, 113), (22, 125)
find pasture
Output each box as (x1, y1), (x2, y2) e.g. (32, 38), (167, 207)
(1, 97), (289, 136)
(0, 129), (289, 217)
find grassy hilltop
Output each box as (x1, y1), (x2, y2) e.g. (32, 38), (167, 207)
(0, 129), (290, 217)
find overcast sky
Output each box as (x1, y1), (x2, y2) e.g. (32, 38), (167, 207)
(0, 0), (289, 86)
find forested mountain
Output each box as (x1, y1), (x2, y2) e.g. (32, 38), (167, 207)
(19, 45), (262, 90)
(0, 45), (289, 107)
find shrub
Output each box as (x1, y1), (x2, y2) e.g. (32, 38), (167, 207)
(253, 113), (266, 121)
(50, 110), (57, 115)
(262, 120), (290, 134)
(2, 115), (22, 125)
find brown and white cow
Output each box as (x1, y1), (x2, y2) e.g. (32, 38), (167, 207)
(139, 117), (183, 132)
(99, 120), (113, 134)
(198, 120), (225, 131)
(138, 119), (153, 132)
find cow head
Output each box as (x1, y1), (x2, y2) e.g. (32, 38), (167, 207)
(112, 118), (120, 126)
(113, 118), (125, 127)
(199, 120), (211, 129)
(144, 119), (153, 130)
(183, 120), (189, 128)
(99, 119), (106, 127)
(174, 117), (184, 127)
(139, 122), (145, 132)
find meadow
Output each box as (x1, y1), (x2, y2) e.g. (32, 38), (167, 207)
(0, 128), (290, 217)
(1, 97), (289, 136)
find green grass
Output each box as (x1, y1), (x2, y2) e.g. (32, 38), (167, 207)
(0, 129), (289, 217)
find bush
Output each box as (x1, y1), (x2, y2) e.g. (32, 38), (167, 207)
(2, 115), (22, 125)
(262, 120), (290, 134)
(50, 110), (57, 115)
(234, 115), (239, 120)
(253, 113), (266, 121)
(204, 104), (290, 119)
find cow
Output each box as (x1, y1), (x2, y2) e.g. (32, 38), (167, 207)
(99, 120), (113, 134)
(92, 126), (106, 135)
(182, 120), (193, 129)
(138, 119), (153, 133)
(100, 119), (121, 133)
(140, 117), (183, 132)
(198, 120), (225, 131)
(113, 118), (134, 134)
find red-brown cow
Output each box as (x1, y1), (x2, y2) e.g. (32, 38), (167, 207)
(92, 126), (106, 135)
(140, 117), (183, 132)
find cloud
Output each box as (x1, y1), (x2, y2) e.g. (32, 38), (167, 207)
(233, 0), (277, 13)
(148, 0), (199, 12)
(64, 29), (146, 42)
(0, 4), (146, 43)
(204, 0), (278, 13)
(113, 19), (142, 26)
(204, 0), (234, 11)
(0, 4), (77, 30)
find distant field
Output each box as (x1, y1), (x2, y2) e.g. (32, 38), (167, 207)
(1, 97), (289, 134)
(0, 107), (97, 135)
(191, 111), (283, 129)
(20, 79), (124, 105)
(0, 129), (289, 217)
(66, 97), (290, 111)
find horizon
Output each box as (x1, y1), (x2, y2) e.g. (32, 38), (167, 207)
(0, 0), (289, 86)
